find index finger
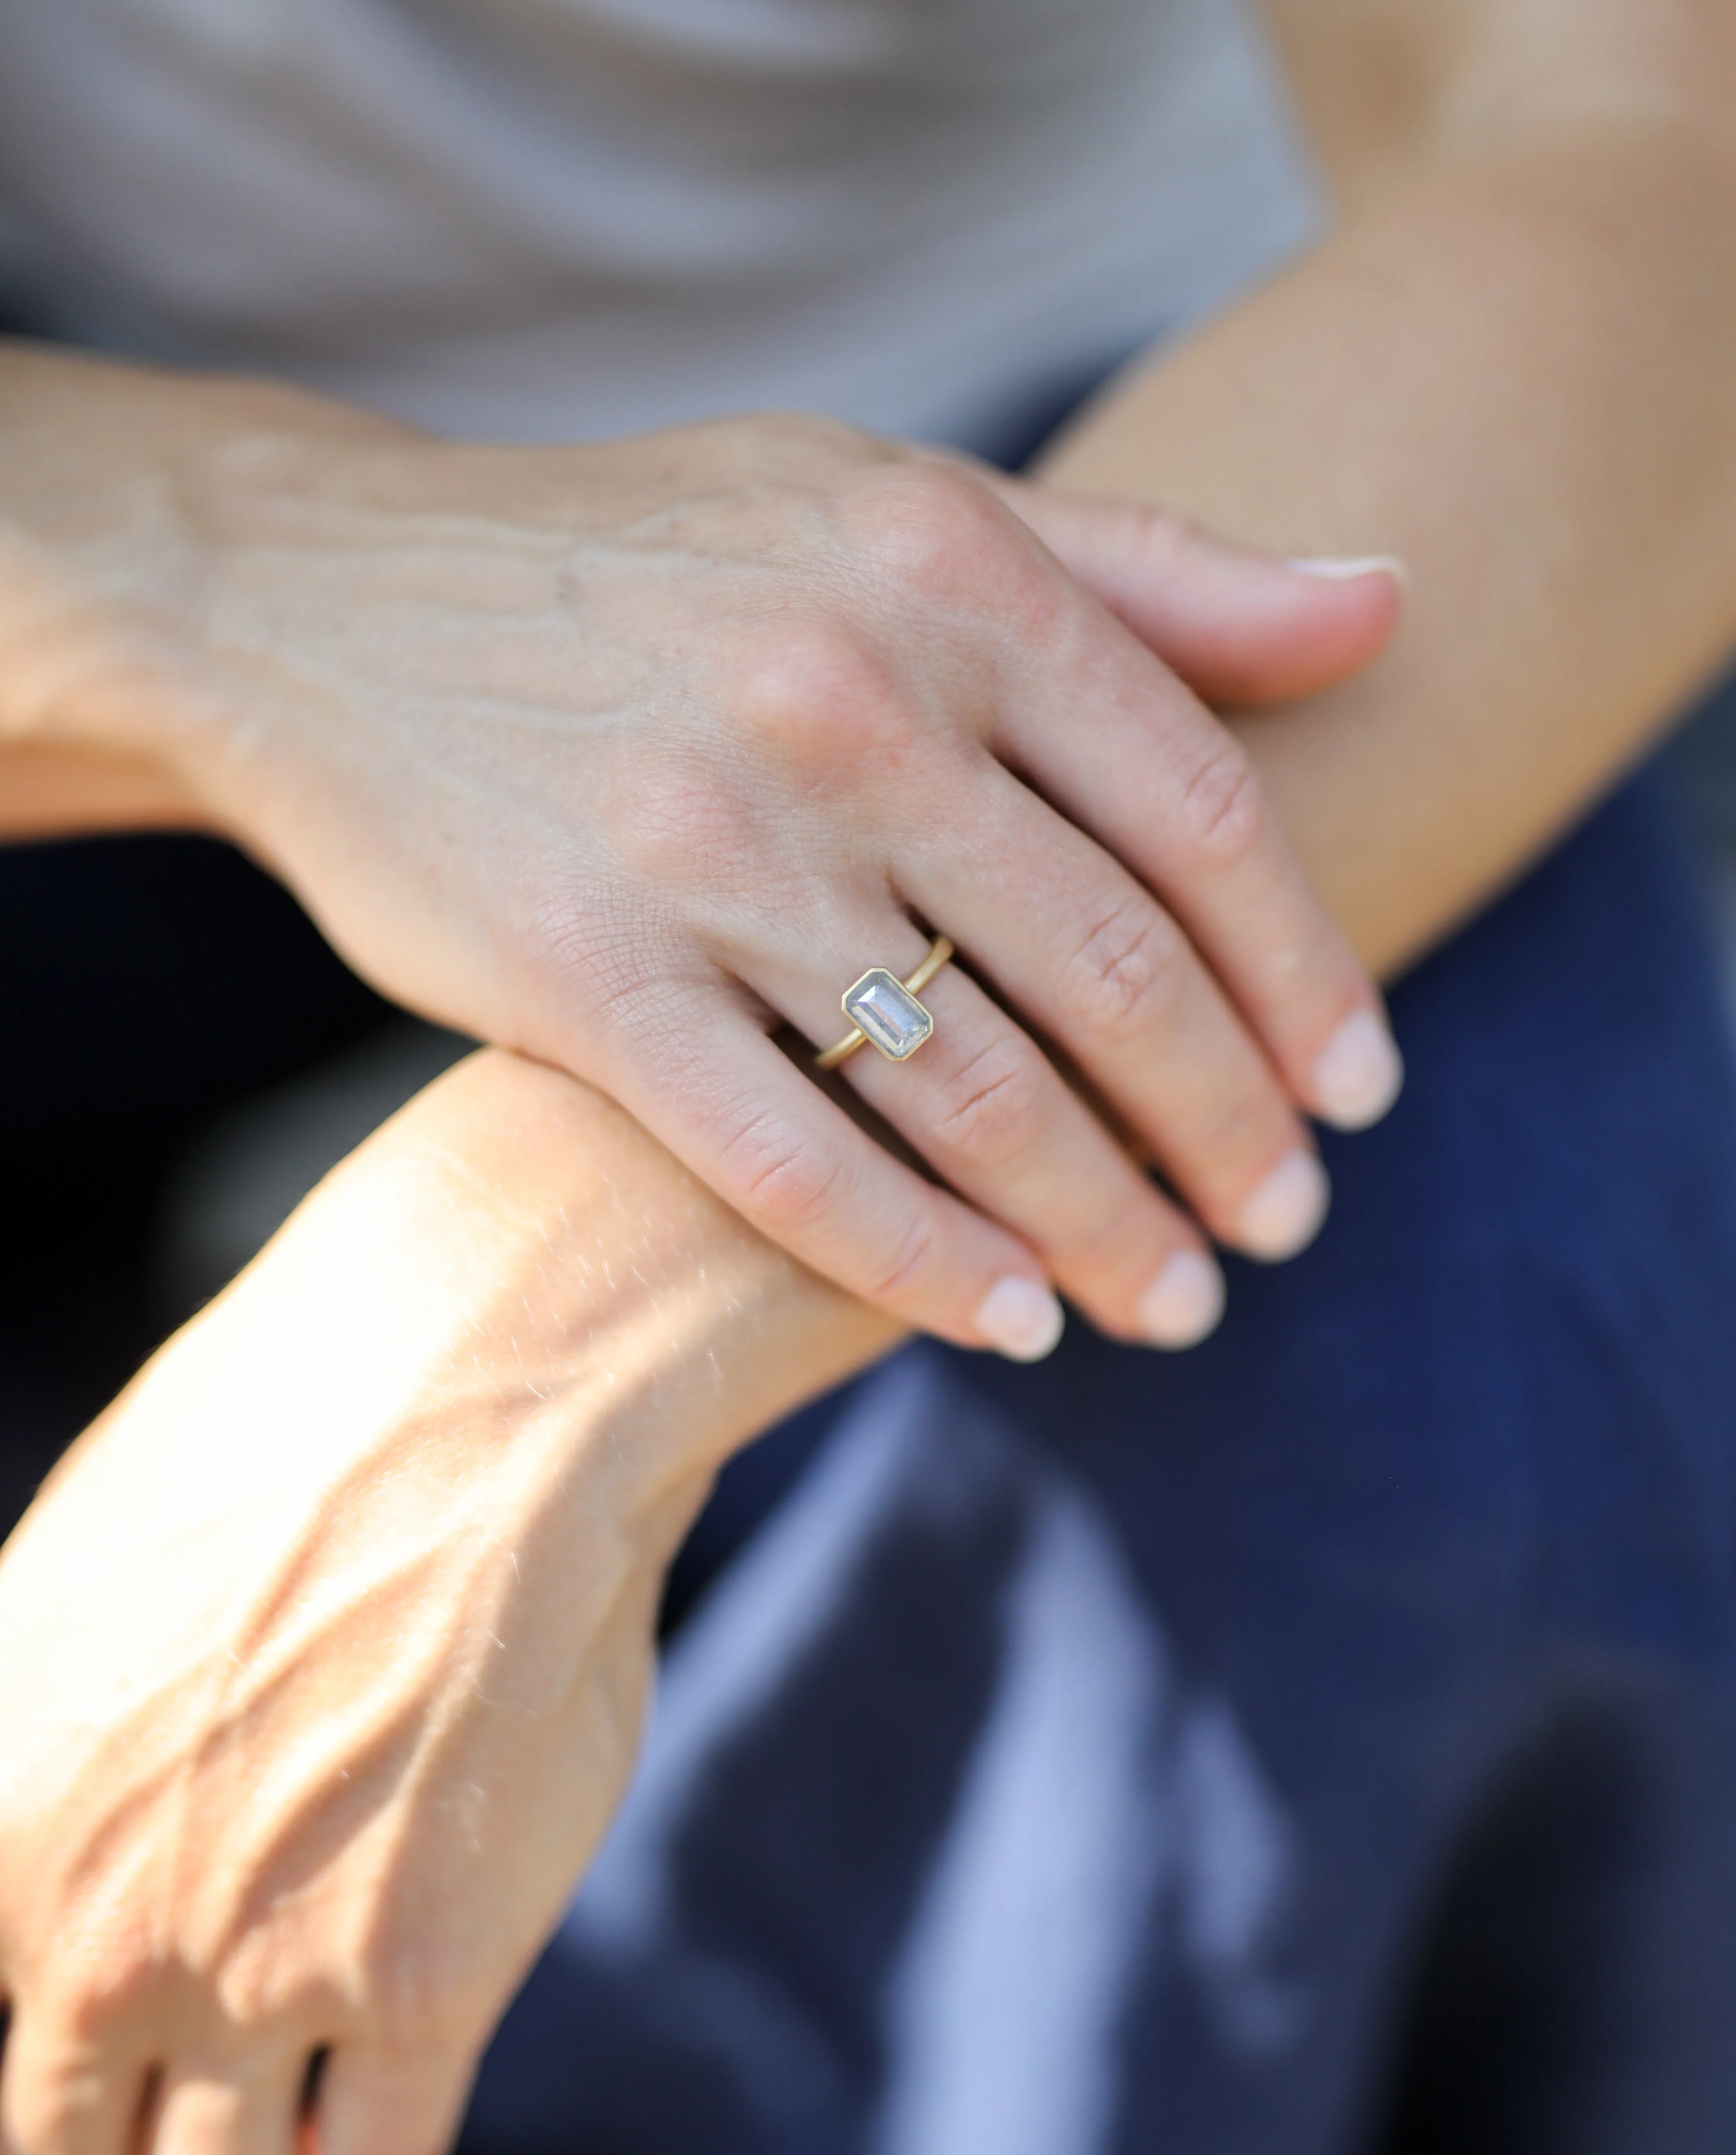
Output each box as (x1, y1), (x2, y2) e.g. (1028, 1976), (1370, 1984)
(989, 582), (1403, 1133)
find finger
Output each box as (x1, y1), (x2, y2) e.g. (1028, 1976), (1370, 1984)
(744, 921), (1233, 1349)
(0, 2007), (155, 2155)
(986, 593), (1404, 1134)
(982, 479), (1405, 707)
(901, 772), (1332, 1264)
(148, 2059), (303, 2155)
(315, 2045), (475, 2155)
(602, 992), (1069, 1360)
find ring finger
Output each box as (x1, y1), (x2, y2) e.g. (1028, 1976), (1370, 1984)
(756, 919), (1231, 1349)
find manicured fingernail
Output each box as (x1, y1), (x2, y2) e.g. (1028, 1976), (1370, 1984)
(1136, 1250), (1226, 1351)
(1312, 1009), (1405, 1131)
(1287, 553), (1411, 591)
(1237, 1149), (1330, 1262)
(975, 1276), (1066, 1362)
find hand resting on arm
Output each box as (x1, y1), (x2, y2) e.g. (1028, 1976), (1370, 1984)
(0, 353), (1406, 1357)
(12, 7), (1736, 2153)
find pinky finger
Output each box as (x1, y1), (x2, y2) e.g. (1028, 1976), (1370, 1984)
(611, 1013), (1068, 1363)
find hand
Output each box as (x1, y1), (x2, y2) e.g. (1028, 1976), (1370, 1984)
(19, 366), (1404, 1353)
(0, 1050), (893, 2155)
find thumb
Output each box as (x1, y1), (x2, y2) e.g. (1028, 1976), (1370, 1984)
(987, 480), (1407, 708)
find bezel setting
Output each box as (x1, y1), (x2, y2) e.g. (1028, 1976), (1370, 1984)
(841, 968), (935, 1060)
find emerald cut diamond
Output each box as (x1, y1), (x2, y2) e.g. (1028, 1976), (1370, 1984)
(842, 968), (934, 1060)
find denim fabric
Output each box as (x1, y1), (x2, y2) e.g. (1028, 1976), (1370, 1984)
(461, 770), (1736, 2155)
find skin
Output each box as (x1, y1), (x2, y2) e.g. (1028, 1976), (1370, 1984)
(1045, 0), (1736, 977)
(5, 0), (1736, 2151)
(0, 1051), (898, 2155)
(0, 366), (1406, 1363)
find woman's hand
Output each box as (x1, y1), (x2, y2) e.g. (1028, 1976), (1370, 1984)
(1, 350), (1405, 1356)
(0, 1049), (894, 2155)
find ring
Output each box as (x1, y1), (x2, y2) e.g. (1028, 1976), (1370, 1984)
(816, 936), (955, 1071)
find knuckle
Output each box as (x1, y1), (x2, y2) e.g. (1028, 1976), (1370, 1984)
(1129, 503), (1207, 574)
(1058, 894), (1188, 1042)
(723, 622), (916, 767)
(608, 754), (757, 892)
(711, 1111), (853, 1239)
(859, 1206), (945, 1304)
(926, 1035), (1048, 1170)
(1173, 736), (1266, 869)
(848, 465), (1042, 613)
(704, 1097), (954, 1309)
(1129, 500), (1190, 552)
(1068, 496), (1195, 580)
(852, 461), (979, 548)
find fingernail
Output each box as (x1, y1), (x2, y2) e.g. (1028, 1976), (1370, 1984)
(1312, 1009), (1405, 1131)
(1136, 1250), (1226, 1350)
(1287, 553), (1411, 591)
(975, 1276), (1066, 1362)
(1236, 1150), (1330, 1262)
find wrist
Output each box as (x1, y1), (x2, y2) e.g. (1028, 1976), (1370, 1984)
(131, 1050), (900, 1581)
(0, 342), (397, 818)
(384, 1052), (903, 1507)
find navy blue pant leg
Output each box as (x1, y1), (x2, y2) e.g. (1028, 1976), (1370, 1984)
(463, 770), (1736, 2155)
(982, 769), (1736, 2153)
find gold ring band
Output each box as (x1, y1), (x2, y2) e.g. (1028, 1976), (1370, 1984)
(816, 936), (955, 1071)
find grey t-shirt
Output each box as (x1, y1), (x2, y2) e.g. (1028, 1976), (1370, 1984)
(0, 0), (1318, 450)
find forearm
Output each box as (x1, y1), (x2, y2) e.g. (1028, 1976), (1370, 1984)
(0, 1050), (899, 2143)
(137, 1045), (902, 1532)
(0, 340), (384, 838)
(1042, 119), (1736, 977)
(9, 1050), (898, 1840)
